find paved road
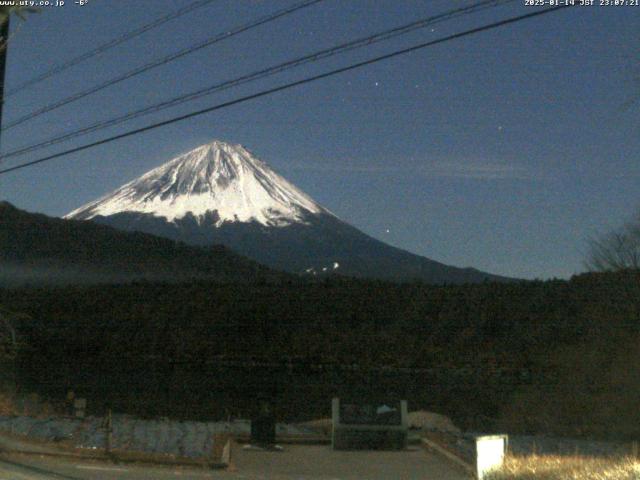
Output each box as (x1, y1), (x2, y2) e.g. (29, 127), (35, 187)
(0, 454), (219, 480)
(0, 445), (470, 479)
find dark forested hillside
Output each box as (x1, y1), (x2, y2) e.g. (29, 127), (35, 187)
(91, 210), (512, 284)
(0, 202), (282, 285)
(1, 270), (639, 438)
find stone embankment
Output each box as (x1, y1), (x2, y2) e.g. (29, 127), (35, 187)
(0, 415), (315, 459)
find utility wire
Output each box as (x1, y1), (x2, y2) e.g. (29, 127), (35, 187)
(5, 0), (220, 98)
(0, 5), (571, 177)
(0, 0), (515, 162)
(0, 0), (325, 131)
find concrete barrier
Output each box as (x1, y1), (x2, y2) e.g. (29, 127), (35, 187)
(421, 437), (476, 476)
(331, 398), (408, 450)
(422, 433), (508, 479)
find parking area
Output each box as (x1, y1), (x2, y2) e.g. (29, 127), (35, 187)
(229, 444), (471, 480)
(0, 444), (471, 480)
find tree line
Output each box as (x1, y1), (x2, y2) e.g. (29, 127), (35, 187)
(1, 269), (639, 438)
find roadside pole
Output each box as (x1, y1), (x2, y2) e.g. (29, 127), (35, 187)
(0, 12), (9, 148)
(102, 408), (114, 460)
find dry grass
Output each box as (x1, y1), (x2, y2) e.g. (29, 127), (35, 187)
(0, 391), (58, 417)
(485, 454), (640, 480)
(0, 392), (15, 416)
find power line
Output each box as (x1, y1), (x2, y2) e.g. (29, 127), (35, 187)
(4, 0), (220, 98)
(0, 5), (571, 177)
(0, 0), (515, 162)
(0, 0), (325, 131)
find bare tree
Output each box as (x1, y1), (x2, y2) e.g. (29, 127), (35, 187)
(586, 210), (640, 271)
(0, 6), (39, 22)
(0, 309), (19, 360)
(0, 5), (39, 50)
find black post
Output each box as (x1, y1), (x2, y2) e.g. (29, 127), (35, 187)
(0, 14), (10, 148)
(103, 408), (114, 460)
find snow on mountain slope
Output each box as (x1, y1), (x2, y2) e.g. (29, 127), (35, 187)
(64, 139), (512, 283)
(66, 140), (329, 227)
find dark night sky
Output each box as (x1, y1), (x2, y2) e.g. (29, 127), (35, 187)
(0, 0), (638, 279)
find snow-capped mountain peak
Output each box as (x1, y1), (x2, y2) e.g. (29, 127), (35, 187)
(66, 140), (329, 227)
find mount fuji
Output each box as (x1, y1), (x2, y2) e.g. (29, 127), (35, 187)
(66, 140), (508, 283)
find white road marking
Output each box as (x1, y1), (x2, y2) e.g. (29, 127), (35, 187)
(75, 464), (129, 472)
(0, 471), (33, 480)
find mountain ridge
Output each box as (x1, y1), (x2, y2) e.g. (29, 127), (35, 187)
(66, 140), (329, 227)
(0, 201), (282, 286)
(66, 140), (513, 284)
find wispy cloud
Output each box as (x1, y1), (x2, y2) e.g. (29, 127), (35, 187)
(282, 158), (540, 181)
(427, 161), (535, 180)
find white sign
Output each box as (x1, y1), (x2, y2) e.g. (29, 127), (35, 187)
(476, 435), (507, 479)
